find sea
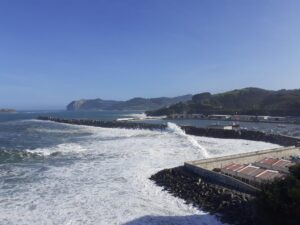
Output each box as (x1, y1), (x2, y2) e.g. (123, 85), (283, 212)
(0, 110), (299, 225)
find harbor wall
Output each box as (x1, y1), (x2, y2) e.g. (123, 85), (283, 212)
(182, 126), (300, 147)
(185, 146), (300, 170)
(184, 163), (259, 195)
(37, 117), (300, 146)
(184, 146), (300, 194)
(37, 116), (166, 130)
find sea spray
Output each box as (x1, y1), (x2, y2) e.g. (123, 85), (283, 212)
(26, 143), (87, 156)
(167, 122), (210, 158)
(0, 119), (279, 225)
(117, 113), (167, 121)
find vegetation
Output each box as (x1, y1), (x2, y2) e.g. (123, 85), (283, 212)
(255, 164), (300, 225)
(146, 87), (300, 116)
(66, 95), (192, 111)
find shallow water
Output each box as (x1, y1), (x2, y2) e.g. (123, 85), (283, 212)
(0, 118), (279, 225)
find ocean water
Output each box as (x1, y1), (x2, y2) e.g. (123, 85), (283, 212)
(0, 111), (286, 225)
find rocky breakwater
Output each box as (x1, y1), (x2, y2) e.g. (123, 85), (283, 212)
(37, 116), (167, 130)
(37, 117), (300, 146)
(182, 126), (300, 147)
(150, 166), (256, 225)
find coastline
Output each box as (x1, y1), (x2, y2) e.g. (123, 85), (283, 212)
(150, 166), (256, 225)
(2, 115), (297, 224)
(37, 116), (300, 146)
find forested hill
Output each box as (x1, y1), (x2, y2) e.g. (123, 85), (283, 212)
(67, 95), (192, 111)
(146, 88), (300, 116)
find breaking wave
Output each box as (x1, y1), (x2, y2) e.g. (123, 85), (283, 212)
(117, 113), (166, 121)
(0, 148), (43, 164)
(0, 120), (280, 225)
(167, 122), (210, 158)
(26, 143), (88, 156)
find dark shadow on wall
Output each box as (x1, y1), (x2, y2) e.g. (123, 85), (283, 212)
(121, 214), (223, 225)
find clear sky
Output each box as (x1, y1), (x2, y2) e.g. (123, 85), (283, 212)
(0, 0), (300, 109)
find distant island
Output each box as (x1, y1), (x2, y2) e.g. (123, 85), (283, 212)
(146, 87), (300, 117)
(0, 109), (16, 113)
(66, 95), (192, 111)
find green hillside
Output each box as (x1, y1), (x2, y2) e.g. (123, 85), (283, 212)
(146, 88), (300, 116)
(66, 95), (192, 111)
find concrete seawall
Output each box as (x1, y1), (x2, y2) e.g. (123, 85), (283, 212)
(185, 146), (300, 170)
(184, 146), (300, 194)
(184, 163), (260, 194)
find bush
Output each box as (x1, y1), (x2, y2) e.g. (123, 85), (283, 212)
(255, 164), (300, 225)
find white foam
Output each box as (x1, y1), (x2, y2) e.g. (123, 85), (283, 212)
(117, 113), (166, 121)
(27, 127), (90, 134)
(167, 122), (210, 158)
(0, 124), (279, 225)
(26, 143), (87, 156)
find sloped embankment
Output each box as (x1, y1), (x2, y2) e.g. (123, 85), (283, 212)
(150, 166), (256, 225)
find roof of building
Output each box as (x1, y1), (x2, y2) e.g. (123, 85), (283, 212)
(257, 157), (280, 165)
(237, 165), (260, 175)
(222, 163), (245, 171)
(256, 170), (284, 180)
(222, 163), (235, 169)
(273, 159), (294, 168)
(237, 165), (265, 176)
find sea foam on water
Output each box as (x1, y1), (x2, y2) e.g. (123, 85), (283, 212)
(0, 120), (279, 225)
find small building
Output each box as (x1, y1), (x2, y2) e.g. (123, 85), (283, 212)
(256, 116), (287, 122)
(235, 165), (264, 182)
(221, 162), (287, 186)
(221, 163), (245, 176)
(253, 157), (295, 174)
(207, 123), (240, 130)
(254, 170), (285, 184)
(231, 115), (258, 121)
(168, 113), (204, 119)
(207, 114), (231, 120)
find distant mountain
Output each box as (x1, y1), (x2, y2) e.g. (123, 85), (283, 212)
(66, 95), (192, 111)
(0, 109), (16, 113)
(146, 88), (300, 116)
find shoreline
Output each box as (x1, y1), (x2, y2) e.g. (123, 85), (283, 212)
(150, 166), (256, 225)
(36, 116), (299, 224)
(37, 116), (300, 147)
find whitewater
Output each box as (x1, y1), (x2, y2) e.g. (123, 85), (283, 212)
(0, 120), (279, 225)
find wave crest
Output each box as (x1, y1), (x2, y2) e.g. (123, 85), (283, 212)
(167, 122), (209, 158)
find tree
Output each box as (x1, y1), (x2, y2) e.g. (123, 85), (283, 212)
(255, 164), (300, 225)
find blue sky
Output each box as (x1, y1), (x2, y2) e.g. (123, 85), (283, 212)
(0, 0), (300, 109)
